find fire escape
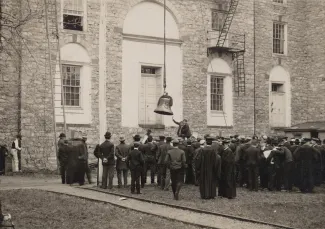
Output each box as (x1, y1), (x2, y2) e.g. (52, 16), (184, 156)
(207, 0), (246, 96)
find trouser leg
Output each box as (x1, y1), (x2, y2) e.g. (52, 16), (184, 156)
(102, 166), (108, 189)
(157, 165), (161, 185)
(135, 168), (141, 194)
(164, 168), (171, 190)
(170, 170), (177, 195)
(123, 169), (128, 187)
(131, 170), (136, 193)
(160, 165), (166, 189)
(11, 150), (18, 172)
(117, 169), (122, 187)
(150, 163), (156, 183)
(108, 166), (114, 189)
(141, 162), (147, 186)
(60, 163), (67, 184)
(17, 150), (22, 171)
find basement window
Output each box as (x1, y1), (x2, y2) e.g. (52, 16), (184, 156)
(63, 0), (85, 31)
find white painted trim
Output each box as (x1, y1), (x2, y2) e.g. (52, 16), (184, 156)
(99, 0), (107, 143)
(123, 33), (183, 46)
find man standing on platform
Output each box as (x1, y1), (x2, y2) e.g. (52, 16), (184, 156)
(165, 139), (186, 200)
(172, 117), (191, 140)
(116, 136), (129, 188)
(100, 132), (115, 189)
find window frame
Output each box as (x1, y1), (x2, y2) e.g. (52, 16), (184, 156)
(209, 75), (225, 113)
(61, 64), (82, 108)
(272, 21), (287, 55)
(61, 0), (87, 32)
(211, 9), (227, 31)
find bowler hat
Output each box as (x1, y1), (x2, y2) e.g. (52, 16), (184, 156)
(159, 135), (165, 140)
(222, 139), (230, 144)
(104, 132), (111, 137)
(166, 137), (173, 142)
(59, 133), (66, 138)
(119, 136), (125, 142)
(133, 134), (141, 141)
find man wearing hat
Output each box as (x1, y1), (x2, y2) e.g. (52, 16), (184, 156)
(172, 117), (191, 140)
(244, 139), (261, 191)
(311, 138), (322, 186)
(129, 134), (146, 188)
(58, 139), (69, 184)
(192, 139), (205, 186)
(235, 137), (251, 187)
(81, 133), (92, 184)
(165, 139), (186, 200)
(218, 139), (236, 199)
(116, 136), (129, 188)
(142, 135), (157, 184)
(126, 142), (144, 194)
(184, 139), (194, 184)
(99, 132), (115, 189)
(141, 129), (152, 144)
(156, 135), (166, 186)
(195, 136), (221, 199)
(11, 134), (22, 172)
(157, 136), (173, 190)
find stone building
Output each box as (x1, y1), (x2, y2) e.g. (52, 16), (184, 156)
(1, 0), (325, 169)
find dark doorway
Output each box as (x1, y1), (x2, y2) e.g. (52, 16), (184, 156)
(310, 130), (319, 138)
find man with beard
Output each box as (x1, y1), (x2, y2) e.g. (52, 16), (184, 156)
(196, 136), (221, 199)
(244, 139), (261, 191)
(218, 139), (236, 199)
(157, 136), (173, 190)
(127, 142), (144, 194)
(116, 136), (129, 188)
(165, 139), (186, 200)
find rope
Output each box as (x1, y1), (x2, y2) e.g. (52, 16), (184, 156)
(163, 0), (166, 93)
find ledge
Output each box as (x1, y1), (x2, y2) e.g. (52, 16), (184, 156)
(138, 124), (165, 129)
(56, 123), (92, 128)
(207, 125), (233, 129)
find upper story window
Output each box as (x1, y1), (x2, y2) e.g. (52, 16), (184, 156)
(61, 65), (81, 106)
(210, 76), (224, 111)
(273, 22), (286, 54)
(63, 0), (85, 31)
(211, 3), (228, 31)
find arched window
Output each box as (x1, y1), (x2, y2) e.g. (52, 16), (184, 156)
(55, 43), (91, 124)
(207, 58), (233, 127)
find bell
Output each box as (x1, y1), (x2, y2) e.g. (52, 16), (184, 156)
(154, 93), (173, 115)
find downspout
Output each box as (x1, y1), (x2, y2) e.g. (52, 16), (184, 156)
(253, 0), (256, 136)
(18, 0), (23, 135)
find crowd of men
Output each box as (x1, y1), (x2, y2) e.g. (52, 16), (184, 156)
(56, 127), (325, 201)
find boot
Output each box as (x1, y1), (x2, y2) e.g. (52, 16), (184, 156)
(175, 183), (182, 200)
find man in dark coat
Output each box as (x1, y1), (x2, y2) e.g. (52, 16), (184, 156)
(258, 141), (273, 190)
(172, 117), (191, 139)
(294, 139), (319, 193)
(244, 139), (261, 191)
(311, 138), (322, 186)
(165, 139), (187, 200)
(235, 138), (251, 187)
(156, 135), (166, 186)
(157, 136), (172, 190)
(143, 136), (157, 184)
(81, 134), (92, 184)
(267, 142), (285, 191)
(116, 136), (129, 188)
(99, 132), (115, 189)
(0, 145), (8, 175)
(192, 140), (205, 186)
(129, 134), (146, 188)
(58, 139), (69, 184)
(126, 142), (144, 194)
(282, 143), (294, 191)
(184, 139), (194, 184)
(196, 136), (221, 199)
(218, 139), (236, 199)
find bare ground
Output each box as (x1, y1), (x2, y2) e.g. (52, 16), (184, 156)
(0, 189), (202, 229)
(97, 184), (325, 229)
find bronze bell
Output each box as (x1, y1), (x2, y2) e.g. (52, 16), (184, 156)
(154, 93), (174, 115)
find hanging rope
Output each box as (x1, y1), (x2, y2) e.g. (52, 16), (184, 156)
(163, 0), (167, 93)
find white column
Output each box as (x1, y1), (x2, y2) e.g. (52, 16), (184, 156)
(98, 0), (107, 185)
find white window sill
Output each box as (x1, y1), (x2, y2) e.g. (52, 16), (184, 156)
(272, 53), (287, 58)
(61, 29), (87, 35)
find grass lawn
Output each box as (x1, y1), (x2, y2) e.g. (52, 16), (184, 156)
(100, 184), (325, 229)
(0, 189), (201, 229)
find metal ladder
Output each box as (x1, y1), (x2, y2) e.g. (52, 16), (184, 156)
(233, 51), (246, 95)
(217, 0), (240, 47)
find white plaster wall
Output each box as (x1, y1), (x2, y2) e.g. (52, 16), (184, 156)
(207, 58), (233, 127)
(55, 43), (92, 124)
(269, 65), (291, 127)
(121, 40), (182, 127)
(123, 1), (179, 39)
